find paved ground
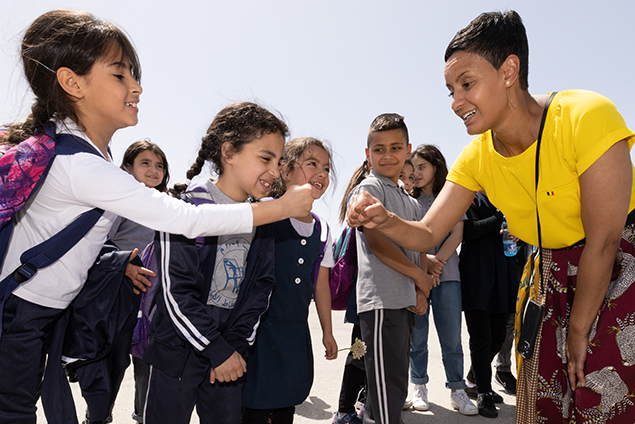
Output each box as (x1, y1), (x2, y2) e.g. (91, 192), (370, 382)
(37, 308), (516, 423)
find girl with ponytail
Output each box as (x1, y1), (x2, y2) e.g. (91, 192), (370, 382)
(0, 11), (312, 422)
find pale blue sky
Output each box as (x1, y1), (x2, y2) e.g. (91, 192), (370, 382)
(2, 0), (634, 233)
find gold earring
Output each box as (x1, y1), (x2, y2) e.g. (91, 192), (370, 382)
(505, 80), (510, 86)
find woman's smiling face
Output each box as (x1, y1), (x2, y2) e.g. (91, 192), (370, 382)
(444, 51), (508, 135)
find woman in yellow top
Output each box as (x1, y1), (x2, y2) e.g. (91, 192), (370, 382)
(348, 10), (635, 424)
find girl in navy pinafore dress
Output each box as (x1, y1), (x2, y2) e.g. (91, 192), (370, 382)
(242, 137), (338, 424)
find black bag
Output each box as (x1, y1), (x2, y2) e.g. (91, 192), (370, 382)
(518, 298), (544, 359)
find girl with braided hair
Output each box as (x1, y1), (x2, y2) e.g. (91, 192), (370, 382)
(143, 102), (288, 424)
(0, 10), (313, 422)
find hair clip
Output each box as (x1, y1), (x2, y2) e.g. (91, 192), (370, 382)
(24, 55), (56, 74)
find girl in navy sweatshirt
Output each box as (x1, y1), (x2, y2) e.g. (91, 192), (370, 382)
(143, 102), (287, 424)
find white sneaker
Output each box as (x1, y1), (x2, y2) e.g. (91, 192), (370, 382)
(450, 389), (478, 416)
(412, 384), (429, 411)
(402, 398), (413, 410)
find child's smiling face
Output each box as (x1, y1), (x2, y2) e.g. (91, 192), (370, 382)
(283, 146), (331, 199)
(366, 129), (411, 185)
(219, 131), (285, 202)
(74, 47), (142, 141)
(127, 150), (164, 189)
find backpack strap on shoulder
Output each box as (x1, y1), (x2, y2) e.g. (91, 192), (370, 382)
(0, 125), (105, 341)
(310, 212), (329, 289)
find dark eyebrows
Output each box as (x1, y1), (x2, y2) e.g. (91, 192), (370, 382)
(454, 70), (469, 83)
(260, 149), (279, 159)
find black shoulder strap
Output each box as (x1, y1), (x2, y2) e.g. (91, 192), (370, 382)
(535, 91), (558, 293)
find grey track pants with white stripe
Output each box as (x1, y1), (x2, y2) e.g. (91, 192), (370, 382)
(359, 309), (414, 424)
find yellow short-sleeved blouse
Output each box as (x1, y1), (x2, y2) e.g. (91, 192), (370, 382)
(447, 90), (635, 249)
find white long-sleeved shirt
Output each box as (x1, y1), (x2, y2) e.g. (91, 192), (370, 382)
(1, 119), (253, 308)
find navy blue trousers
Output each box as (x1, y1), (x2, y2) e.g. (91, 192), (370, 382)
(145, 351), (243, 424)
(0, 295), (65, 424)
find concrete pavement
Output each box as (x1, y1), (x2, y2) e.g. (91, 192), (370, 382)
(37, 307), (516, 423)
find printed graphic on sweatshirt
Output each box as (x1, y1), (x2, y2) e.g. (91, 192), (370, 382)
(208, 235), (251, 309)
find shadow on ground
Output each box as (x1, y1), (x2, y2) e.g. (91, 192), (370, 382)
(295, 396), (335, 421)
(402, 401), (516, 423)
(295, 396), (516, 423)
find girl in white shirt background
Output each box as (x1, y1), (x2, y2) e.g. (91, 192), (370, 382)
(0, 9), (313, 422)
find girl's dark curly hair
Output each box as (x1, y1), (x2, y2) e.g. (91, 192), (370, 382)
(1, 9), (141, 145)
(171, 102), (288, 196)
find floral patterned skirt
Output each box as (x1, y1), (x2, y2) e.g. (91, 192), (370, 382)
(517, 224), (635, 423)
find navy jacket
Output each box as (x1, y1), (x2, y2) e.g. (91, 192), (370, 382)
(41, 241), (139, 424)
(143, 210), (275, 379)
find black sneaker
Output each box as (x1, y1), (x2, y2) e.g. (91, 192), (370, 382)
(477, 393), (498, 418)
(466, 385), (502, 403)
(491, 391), (503, 404)
(495, 371), (517, 395)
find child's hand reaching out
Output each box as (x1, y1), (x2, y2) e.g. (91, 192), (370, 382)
(210, 351), (247, 384)
(125, 248), (156, 295)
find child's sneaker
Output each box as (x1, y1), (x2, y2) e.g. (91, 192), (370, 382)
(450, 389), (478, 416)
(356, 402), (365, 417)
(403, 398), (413, 410)
(477, 392), (498, 418)
(412, 384), (429, 411)
(333, 411), (362, 424)
(495, 370), (517, 395)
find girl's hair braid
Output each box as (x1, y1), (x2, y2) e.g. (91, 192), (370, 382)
(171, 102), (288, 196)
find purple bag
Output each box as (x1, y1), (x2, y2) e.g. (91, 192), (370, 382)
(328, 226), (357, 310)
(0, 126), (56, 227)
(130, 242), (158, 358)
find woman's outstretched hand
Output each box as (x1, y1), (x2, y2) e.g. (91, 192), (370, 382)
(346, 190), (389, 229)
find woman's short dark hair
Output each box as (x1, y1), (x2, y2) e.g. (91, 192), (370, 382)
(444, 10), (529, 90)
